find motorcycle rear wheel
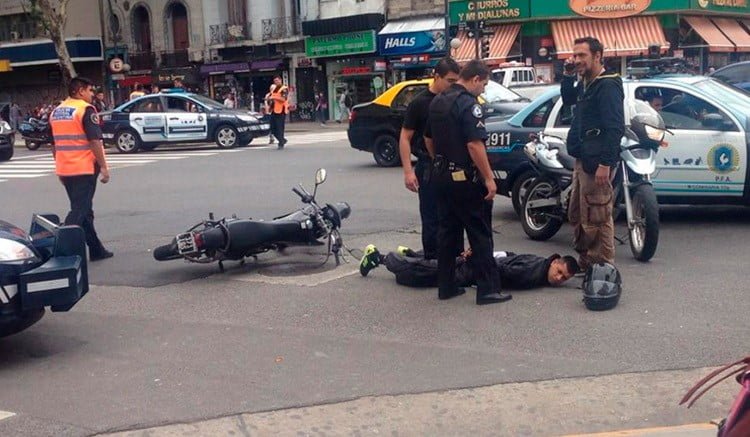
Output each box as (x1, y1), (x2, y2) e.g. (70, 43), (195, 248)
(153, 240), (181, 261)
(521, 177), (564, 241)
(629, 184), (659, 262)
(25, 140), (40, 150)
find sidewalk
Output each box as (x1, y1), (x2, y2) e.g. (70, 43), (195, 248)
(10, 121), (348, 148)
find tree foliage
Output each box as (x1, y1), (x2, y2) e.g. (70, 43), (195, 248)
(24, 0), (77, 85)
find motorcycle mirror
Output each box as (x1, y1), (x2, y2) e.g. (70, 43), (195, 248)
(315, 168), (327, 185)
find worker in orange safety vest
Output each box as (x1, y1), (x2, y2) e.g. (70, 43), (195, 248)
(268, 75), (288, 149)
(49, 76), (113, 261)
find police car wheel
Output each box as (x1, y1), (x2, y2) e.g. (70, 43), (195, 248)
(115, 129), (141, 154)
(215, 125), (238, 149)
(373, 134), (400, 167)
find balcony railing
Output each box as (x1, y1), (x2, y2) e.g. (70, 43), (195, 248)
(209, 22), (252, 45)
(261, 16), (302, 41)
(160, 50), (189, 68)
(128, 51), (157, 71)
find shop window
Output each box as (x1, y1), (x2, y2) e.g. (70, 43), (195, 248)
(392, 84), (428, 109)
(635, 86), (735, 131)
(522, 97), (557, 128)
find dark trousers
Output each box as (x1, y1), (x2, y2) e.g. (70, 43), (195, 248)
(270, 113), (286, 144)
(415, 159), (438, 259)
(60, 171), (106, 256)
(435, 178), (498, 297)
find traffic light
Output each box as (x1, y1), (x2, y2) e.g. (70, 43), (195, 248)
(481, 36), (491, 60)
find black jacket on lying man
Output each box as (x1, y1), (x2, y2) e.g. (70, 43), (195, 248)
(382, 250), (578, 290)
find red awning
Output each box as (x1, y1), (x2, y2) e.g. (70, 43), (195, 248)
(552, 16), (669, 59)
(711, 18), (750, 52)
(117, 75), (152, 86)
(451, 24), (521, 63)
(683, 16), (734, 53)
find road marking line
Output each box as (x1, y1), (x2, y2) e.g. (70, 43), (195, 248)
(562, 423), (716, 436)
(230, 267), (359, 287)
(0, 411), (14, 421)
(0, 168), (50, 172)
(0, 171), (48, 179)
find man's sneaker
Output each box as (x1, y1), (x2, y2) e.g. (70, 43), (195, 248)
(359, 244), (381, 277)
(396, 245), (418, 257)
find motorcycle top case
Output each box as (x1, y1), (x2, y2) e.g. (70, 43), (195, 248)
(19, 255), (84, 312)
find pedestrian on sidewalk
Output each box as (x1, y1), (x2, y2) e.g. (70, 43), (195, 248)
(337, 89), (352, 123)
(9, 102), (21, 131)
(49, 77), (113, 261)
(93, 89), (108, 113)
(224, 92), (237, 109)
(315, 91), (327, 127)
(268, 76), (289, 149)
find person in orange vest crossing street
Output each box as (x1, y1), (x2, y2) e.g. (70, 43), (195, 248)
(268, 75), (289, 149)
(50, 77), (113, 261)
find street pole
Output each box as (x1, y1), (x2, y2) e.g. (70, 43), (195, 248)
(445, 0), (450, 55)
(474, 21), (480, 60)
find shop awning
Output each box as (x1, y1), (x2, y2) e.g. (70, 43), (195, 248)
(683, 17), (734, 53)
(452, 24), (521, 63)
(378, 17), (444, 35)
(711, 18), (750, 52)
(552, 16), (669, 59)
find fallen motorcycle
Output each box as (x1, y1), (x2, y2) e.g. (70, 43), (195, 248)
(520, 99), (667, 262)
(153, 168), (351, 269)
(0, 214), (89, 337)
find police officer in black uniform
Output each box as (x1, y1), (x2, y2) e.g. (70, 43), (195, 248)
(399, 58), (460, 260)
(424, 60), (512, 306)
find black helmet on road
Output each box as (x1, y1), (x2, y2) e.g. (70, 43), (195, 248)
(583, 262), (622, 311)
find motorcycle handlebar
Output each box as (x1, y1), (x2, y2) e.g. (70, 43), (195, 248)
(292, 187), (306, 200)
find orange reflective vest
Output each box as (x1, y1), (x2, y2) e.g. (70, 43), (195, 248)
(50, 97), (97, 176)
(271, 85), (289, 114)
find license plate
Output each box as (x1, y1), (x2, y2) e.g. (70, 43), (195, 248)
(176, 232), (198, 254)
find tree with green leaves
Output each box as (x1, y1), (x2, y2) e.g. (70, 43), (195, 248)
(24, 0), (77, 85)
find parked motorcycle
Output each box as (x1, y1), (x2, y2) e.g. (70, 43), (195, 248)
(520, 99), (666, 262)
(0, 214), (89, 337)
(18, 117), (53, 150)
(153, 168), (352, 268)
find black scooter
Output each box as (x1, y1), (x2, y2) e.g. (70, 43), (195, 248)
(18, 117), (53, 150)
(153, 169), (351, 269)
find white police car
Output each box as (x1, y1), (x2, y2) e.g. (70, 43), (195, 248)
(101, 90), (270, 153)
(487, 75), (750, 209)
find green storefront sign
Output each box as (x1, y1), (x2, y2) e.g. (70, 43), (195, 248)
(529, 0), (692, 19)
(305, 30), (376, 58)
(448, 0), (530, 25)
(691, 0), (750, 13)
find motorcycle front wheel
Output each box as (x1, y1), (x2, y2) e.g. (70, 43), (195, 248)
(628, 184), (659, 262)
(521, 177), (564, 241)
(25, 140), (40, 150)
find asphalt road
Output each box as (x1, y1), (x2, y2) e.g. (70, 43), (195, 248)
(0, 132), (748, 436)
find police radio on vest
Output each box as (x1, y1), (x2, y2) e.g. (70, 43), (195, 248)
(384, 37), (416, 49)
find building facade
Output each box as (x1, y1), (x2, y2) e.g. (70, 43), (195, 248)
(0, 0), (104, 112)
(102, 0), (206, 104)
(446, 0), (750, 81)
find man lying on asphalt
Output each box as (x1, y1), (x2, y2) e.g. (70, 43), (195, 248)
(359, 245), (579, 289)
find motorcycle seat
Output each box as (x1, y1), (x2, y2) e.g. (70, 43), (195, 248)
(225, 219), (307, 249)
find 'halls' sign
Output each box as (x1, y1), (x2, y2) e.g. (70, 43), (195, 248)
(570, 0), (652, 18)
(378, 30), (446, 56)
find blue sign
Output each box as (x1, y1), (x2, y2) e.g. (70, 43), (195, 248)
(378, 30), (446, 56)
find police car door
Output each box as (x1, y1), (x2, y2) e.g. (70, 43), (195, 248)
(165, 96), (208, 142)
(633, 84), (746, 198)
(129, 96), (167, 142)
